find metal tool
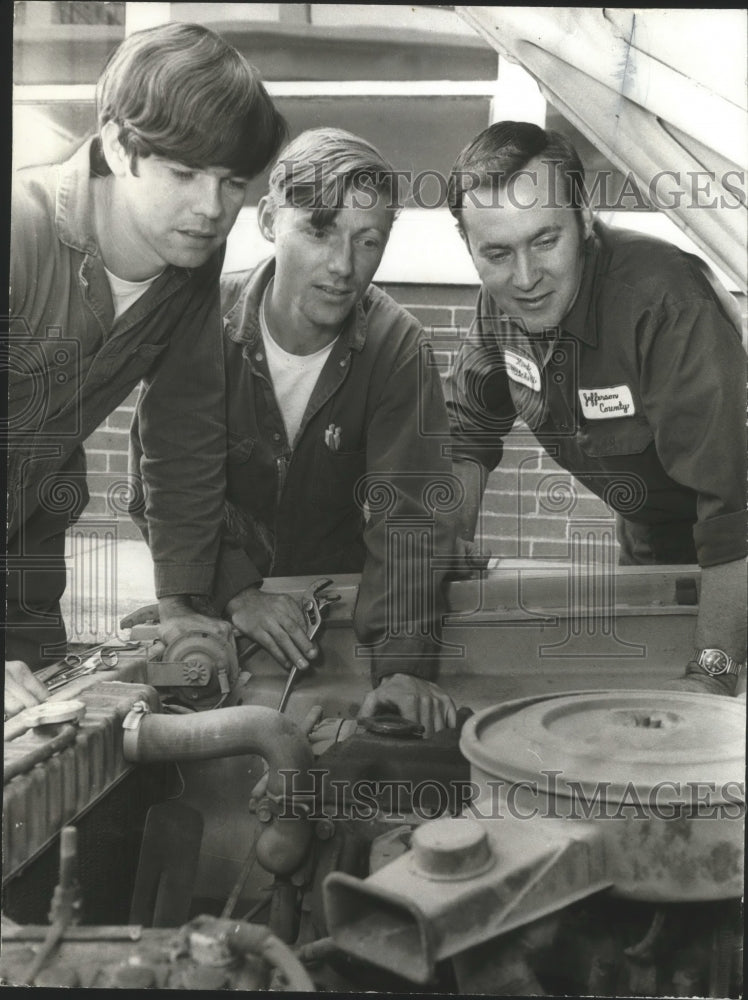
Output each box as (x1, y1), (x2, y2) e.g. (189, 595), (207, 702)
(41, 642), (140, 693)
(277, 578), (340, 713)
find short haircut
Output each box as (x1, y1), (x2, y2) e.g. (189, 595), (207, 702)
(448, 121), (588, 229)
(95, 22), (287, 177)
(266, 127), (400, 228)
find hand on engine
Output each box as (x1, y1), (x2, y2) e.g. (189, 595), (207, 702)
(157, 595), (233, 647)
(359, 673), (457, 738)
(5, 659), (49, 719)
(226, 586), (318, 672)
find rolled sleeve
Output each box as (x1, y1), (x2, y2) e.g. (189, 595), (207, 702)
(212, 541), (264, 613)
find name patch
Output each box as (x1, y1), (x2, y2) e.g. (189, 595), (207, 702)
(504, 350), (541, 392)
(578, 384), (635, 419)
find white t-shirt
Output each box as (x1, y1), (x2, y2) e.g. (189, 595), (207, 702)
(260, 285), (337, 446)
(104, 266), (163, 320)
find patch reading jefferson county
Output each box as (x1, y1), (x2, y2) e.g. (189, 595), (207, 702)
(504, 349), (542, 392)
(578, 384), (636, 419)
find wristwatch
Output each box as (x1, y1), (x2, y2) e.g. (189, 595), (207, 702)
(695, 648), (744, 677)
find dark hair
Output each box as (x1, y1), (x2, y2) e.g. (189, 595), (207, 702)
(266, 127), (400, 228)
(448, 121), (587, 228)
(95, 22), (287, 177)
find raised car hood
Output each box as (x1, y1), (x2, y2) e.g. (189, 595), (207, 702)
(458, 7), (747, 292)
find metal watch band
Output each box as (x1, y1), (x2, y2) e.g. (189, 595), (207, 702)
(696, 648), (744, 677)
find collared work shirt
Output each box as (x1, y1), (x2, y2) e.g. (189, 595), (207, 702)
(9, 138), (227, 596)
(209, 259), (454, 683)
(447, 221), (747, 567)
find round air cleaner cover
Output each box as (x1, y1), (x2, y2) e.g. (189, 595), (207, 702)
(460, 689), (745, 804)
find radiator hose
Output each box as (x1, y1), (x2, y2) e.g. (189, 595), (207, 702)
(122, 705), (315, 876)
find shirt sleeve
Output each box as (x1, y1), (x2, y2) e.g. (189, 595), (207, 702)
(637, 278), (747, 567)
(134, 256), (229, 597)
(445, 287), (517, 471)
(354, 334), (457, 684)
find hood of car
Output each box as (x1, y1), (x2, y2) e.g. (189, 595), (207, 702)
(458, 7), (747, 292)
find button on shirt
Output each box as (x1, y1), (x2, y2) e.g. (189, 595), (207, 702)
(447, 221), (747, 567)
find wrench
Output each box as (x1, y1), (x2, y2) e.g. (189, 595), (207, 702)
(277, 578), (340, 713)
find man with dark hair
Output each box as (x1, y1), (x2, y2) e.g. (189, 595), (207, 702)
(447, 121), (746, 696)
(132, 127), (457, 733)
(6, 22), (286, 716)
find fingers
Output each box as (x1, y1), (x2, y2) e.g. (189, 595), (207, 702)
(358, 676), (458, 739)
(5, 660), (48, 719)
(231, 592), (318, 672)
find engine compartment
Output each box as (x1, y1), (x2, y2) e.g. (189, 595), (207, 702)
(2, 568), (745, 994)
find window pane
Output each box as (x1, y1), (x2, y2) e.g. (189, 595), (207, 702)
(170, 3), (497, 82)
(244, 95), (491, 204)
(14, 2), (124, 85)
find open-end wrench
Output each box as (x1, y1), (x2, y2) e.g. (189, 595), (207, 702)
(277, 578), (340, 713)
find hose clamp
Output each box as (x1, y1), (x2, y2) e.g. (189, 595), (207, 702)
(122, 700), (151, 761)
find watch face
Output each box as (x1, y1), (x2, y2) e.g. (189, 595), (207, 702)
(701, 649), (729, 675)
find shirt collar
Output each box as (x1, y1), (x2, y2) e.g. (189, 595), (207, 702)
(55, 137), (100, 255)
(559, 223), (604, 347)
(224, 256), (368, 353)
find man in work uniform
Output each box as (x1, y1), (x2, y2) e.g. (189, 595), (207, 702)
(5, 22), (286, 717)
(446, 121), (746, 695)
(133, 128), (458, 734)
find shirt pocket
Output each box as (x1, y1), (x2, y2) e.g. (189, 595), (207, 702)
(577, 415), (654, 457)
(227, 437), (255, 464)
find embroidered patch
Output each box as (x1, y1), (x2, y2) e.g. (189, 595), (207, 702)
(504, 349), (542, 392)
(578, 385), (636, 419)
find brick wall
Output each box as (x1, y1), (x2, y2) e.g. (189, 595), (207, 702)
(82, 280), (616, 555)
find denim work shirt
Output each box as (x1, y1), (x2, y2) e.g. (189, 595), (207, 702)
(213, 259), (455, 683)
(8, 138), (227, 596)
(447, 221), (747, 567)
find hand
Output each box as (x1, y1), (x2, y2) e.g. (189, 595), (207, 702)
(448, 538), (491, 580)
(359, 673), (457, 738)
(226, 587), (318, 672)
(157, 595), (233, 647)
(5, 660), (49, 719)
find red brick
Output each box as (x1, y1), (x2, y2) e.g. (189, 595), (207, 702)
(380, 283), (478, 308)
(108, 452), (130, 473)
(105, 407), (135, 430)
(406, 306), (453, 329)
(121, 387), (141, 407)
(83, 450), (108, 472)
(84, 428), (130, 453)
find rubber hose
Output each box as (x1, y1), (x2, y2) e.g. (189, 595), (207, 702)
(124, 706), (315, 875)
